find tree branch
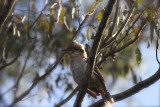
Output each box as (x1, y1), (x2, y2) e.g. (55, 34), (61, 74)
(8, 54), (63, 107)
(71, 15), (89, 41)
(101, 7), (134, 49)
(29, 0), (52, 29)
(116, 12), (143, 46)
(156, 29), (160, 65)
(86, 0), (116, 85)
(0, 0), (17, 36)
(55, 86), (79, 107)
(0, 35), (31, 71)
(102, 0), (119, 44)
(89, 66), (160, 107)
(98, 19), (147, 66)
(74, 88), (86, 107)
(0, 55), (20, 71)
(73, 0), (116, 107)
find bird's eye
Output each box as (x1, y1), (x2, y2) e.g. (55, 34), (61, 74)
(74, 47), (78, 50)
(74, 47), (83, 52)
(79, 49), (84, 52)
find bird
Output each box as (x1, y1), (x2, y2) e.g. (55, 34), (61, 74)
(63, 40), (114, 107)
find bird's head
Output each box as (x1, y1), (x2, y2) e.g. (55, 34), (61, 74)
(63, 40), (87, 58)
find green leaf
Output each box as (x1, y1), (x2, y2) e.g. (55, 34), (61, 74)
(144, 9), (148, 16)
(60, 8), (66, 25)
(62, 55), (66, 69)
(69, 0), (75, 4)
(147, 41), (150, 48)
(50, 3), (57, 16)
(91, 34), (95, 39)
(24, 24), (28, 30)
(118, 20), (123, 28)
(87, 0), (103, 15)
(135, 47), (142, 65)
(74, 33), (78, 40)
(97, 10), (104, 20)
(86, 27), (90, 40)
(37, 19), (43, 29)
(120, 40), (124, 47)
(50, 9), (54, 16)
(150, 21), (154, 43)
(45, 20), (50, 32)
(154, 26), (158, 36)
(137, 0), (143, 7)
(144, 8), (155, 21)
(131, 68), (137, 84)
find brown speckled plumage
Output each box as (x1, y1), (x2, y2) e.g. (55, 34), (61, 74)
(63, 40), (114, 106)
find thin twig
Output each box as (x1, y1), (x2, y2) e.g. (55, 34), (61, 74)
(156, 30), (160, 65)
(89, 66), (160, 107)
(101, 7), (134, 49)
(115, 20), (146, 52)
(28, 0), (30, 38)
(14, 42), (35, 93)
(8, 55), (63, 107)
(71, 15), (89, 41)
(75, 1), (80, 26)
(29, 0), (52, 29)
(0, 40), (35, 99)
(0, 55), (20, 71)
(98, 20), (147, 66)
(116, 12), (143, 46)
(97, 0), (119, 57)
(55, 86), (79, 107)
(0, 0), (17, 36)
(102, 0), (119, 43)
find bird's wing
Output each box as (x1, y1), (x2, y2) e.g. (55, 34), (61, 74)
(94, 66), (105, 82)
(93, 66), (107, 92)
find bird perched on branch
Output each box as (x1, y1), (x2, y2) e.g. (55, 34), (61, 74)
(63, 40), (114, 107)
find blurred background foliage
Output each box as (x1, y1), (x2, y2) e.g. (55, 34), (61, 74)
(0, 0), (160, 106)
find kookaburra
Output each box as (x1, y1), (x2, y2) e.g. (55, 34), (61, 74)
(63, 40), (114, 107)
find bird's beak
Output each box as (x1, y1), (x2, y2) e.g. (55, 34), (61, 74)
(62, 48), (72, 52)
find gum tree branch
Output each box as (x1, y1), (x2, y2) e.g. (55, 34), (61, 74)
(73, 0), (116, 107)
(29, 0), (52, 29)
(89, 66), (160, 107)
(0, 0), (17, 37)
(0, 55), (20, 71)
(8, 55), (63, 107)
(156, 30), (160, 65)
(102, 0), (119, 44)
(55, 86), (79, 107)
(116, 12), (143, 46)
(98, 19), (147, 66)
(71, 15), (89, 41)
(13, 41), (36, 96)
(0, 49), (31, 97)
(101, 7), (134, 49)
(0, 37), (31, 72)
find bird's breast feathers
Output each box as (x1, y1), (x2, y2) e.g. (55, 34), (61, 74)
(70, 56), (87, 85)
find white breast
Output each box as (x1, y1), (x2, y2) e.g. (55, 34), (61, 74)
(70, 56), (87, 85)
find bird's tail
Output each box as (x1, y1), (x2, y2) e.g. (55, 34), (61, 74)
(102, 91), (114, 107)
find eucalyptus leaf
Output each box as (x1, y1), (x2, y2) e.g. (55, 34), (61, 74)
(135, 47), (142, 65)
